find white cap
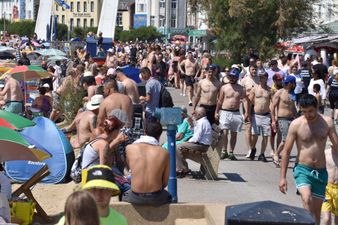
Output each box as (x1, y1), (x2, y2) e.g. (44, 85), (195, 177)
(86, 94), (104, 111)
(107, 48), (114, 53)
(0, 83), (4, 88)
(107, 68), (115, 75)
(42, 83), (50, 88)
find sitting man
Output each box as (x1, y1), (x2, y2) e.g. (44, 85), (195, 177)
(162, 106), (193, 150)
(63, 95), (104, 149)
(58, 165), (128, 225)
(31, 87), (52, 117)
(176, 106), (212, 177)
(122, 121), (172, 206)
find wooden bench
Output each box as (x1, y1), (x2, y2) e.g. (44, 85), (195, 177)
(181, 124), (223, 180)
(12, 165), (50, 222)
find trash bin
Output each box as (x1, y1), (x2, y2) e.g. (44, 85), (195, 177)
(226, 201), (315, 225)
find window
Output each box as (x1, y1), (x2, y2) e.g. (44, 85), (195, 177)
(159, 15), (165, 27)
(84, 19), (87, 28)
(27, 10), (32, 19)
(77, 18), (80, 27)
(77, 2), (80, 12)
(171, 14), (176, 27)
(55, 4), (59, 11)
(160, 0), (165, 8)
(83, 2), (87, 12)
(327, 4), (333, 21)
(90, 18), (94, 27)
(171, 0), (177, 9)
(138, 3), (146, 12)
(70, 18), (74, 30)
(70, 2), (73, 12)
(62, 15), (65, 24)
(91, 1), (94, 12)
(116, 12), (122, 26)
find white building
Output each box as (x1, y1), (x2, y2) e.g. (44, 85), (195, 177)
(0, 0), (37, 21)
(313, 0), (338, 25)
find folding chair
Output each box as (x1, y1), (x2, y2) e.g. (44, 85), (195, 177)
(12, 165), (50, 222)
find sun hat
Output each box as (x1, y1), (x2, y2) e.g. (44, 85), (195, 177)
(86, 94), (104, 111)
(82, 165), (120, 196)
(108, 109), (128, 124)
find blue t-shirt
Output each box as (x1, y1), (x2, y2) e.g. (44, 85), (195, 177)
(145, 77), (161, 114)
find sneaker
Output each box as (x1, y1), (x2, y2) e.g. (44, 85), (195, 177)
(258, 154), (268, 162)
(188, 101), (193, 106)
(220, 150), (229, 159)
(228, 152), (237, 160)
(245, 149), (251, 158)
(249, 148), (256, 160)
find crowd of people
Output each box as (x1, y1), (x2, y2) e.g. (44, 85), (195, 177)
(0, 38), (338, 225)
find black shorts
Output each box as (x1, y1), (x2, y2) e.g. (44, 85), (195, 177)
(184, 75), (195, 86)
(329, 94), (338, 109)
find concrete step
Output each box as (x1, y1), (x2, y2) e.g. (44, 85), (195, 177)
(175, 218), (208, 225)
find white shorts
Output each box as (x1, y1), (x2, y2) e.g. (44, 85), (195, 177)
(219, 110), (243, 132)
(251, 114), (271, 136)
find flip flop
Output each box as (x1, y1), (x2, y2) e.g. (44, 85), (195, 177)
(273, 160), (280, 167)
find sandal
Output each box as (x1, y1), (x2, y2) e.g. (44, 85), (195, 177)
(273, 155), (280, 167)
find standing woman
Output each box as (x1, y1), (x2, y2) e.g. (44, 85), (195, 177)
(58, 190), (100, 225)
(308, 66), (326, 101)
(327, 69), (338, 124)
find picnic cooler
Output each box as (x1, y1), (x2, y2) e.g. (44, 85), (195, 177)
(10, 200), (35, 225)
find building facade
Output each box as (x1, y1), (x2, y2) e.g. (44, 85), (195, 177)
(0, 0), (36, 21)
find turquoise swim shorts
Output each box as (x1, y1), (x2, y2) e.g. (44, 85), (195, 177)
(293, 163), (328, 199)
(4, 101), (23, 114)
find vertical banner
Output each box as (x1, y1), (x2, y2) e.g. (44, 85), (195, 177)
(34, 0), (53, 41)
(97, 0), (119, 39)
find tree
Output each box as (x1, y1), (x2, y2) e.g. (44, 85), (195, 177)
(189, 0), (316, 62)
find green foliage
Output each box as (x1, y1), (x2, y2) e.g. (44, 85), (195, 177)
(60, 82), (85, 123)
(116, 26), (162, 42)
(71, 27), (97, 39)
(56, 23), (68, 40)
(7, 20), (36, 37)
(195, 0), (316, 61)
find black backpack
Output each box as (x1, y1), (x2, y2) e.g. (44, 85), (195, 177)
(159, 85), (174, 108)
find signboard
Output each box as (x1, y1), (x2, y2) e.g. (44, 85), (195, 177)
(170, 28), (189, 35)
(134, 14), (147, 28)
(189, 29), (207, 37)
(73, 13), (91, 17)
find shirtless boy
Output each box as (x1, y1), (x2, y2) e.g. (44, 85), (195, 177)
(0, 76), (24, 114)
(215, 69), (248, 160)
(193, 64), (221, 125)
(279, 94), (338, 225)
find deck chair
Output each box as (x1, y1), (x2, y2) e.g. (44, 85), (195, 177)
(12, 165), (50, 222)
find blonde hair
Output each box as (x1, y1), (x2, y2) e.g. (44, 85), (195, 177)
(64, 191), (100, 225)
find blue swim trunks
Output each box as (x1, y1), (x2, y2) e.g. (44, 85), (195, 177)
(293, 163), (328, 199)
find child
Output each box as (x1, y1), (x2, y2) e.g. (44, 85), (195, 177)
(322, 146), (338, 225)
(313, 84), (324, 114)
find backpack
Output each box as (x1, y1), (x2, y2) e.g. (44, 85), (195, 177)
(70, 137), (104, 183)
(159, 85), (174, 108)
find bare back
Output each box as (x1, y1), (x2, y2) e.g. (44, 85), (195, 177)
(4, 78), (23, 101)
(122, 78), (140, 104)
(220, 83), (245, 110)
(126, 143), (169, 193)
(98, 93), (133, 127)
(76, 111), (97, 147)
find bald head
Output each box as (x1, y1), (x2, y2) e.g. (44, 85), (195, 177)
(195, 107), (206, 120)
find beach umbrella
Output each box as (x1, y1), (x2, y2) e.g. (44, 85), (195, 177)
(0, 65), (49, 81)
(0, 51), (15, 60)
(0, 46), (15, 53)
(36, 48), (67, 57)
(0, 110), (36, 130)
(0, 127), (50, 162)
(47, 55), (68, 62)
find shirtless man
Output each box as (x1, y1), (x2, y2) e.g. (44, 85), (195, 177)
(193, 64), (221, 125)
(180, 51), (199, 106)
(322, 146), (338, 225)
(215, 69), (248, 160)
(63, 95), (104, 148)
(122, 121), (171, 206)
(240, 65), (259, 159)
(115, 69), (140, 104)
(0, 76), (24, 114)
(271, 76), (297, 166)
(97, 79), (133, 128)
(279, 94), (338, 225)
(248, 72), (272, 162)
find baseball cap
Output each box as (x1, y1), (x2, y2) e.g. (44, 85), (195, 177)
(273, 73), (283, 81)
(108, 109), (128, 124)
(283, 75), (296, 84)
(206, 64), (216, 71)
(107, 68), (116, 76)
(107, 48), (114, 53)
(42, 83), (50, 88)
(82, 165), (120, 196)
(229, 68), (240, 78)
(86, 94), (104, 111)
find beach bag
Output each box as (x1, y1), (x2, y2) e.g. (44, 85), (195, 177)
(159, 86), (174, 108)
(70, 138), (103, 183)
(10, 200), (35, 225)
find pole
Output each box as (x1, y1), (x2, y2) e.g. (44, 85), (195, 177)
(167, 124), (178, 203)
